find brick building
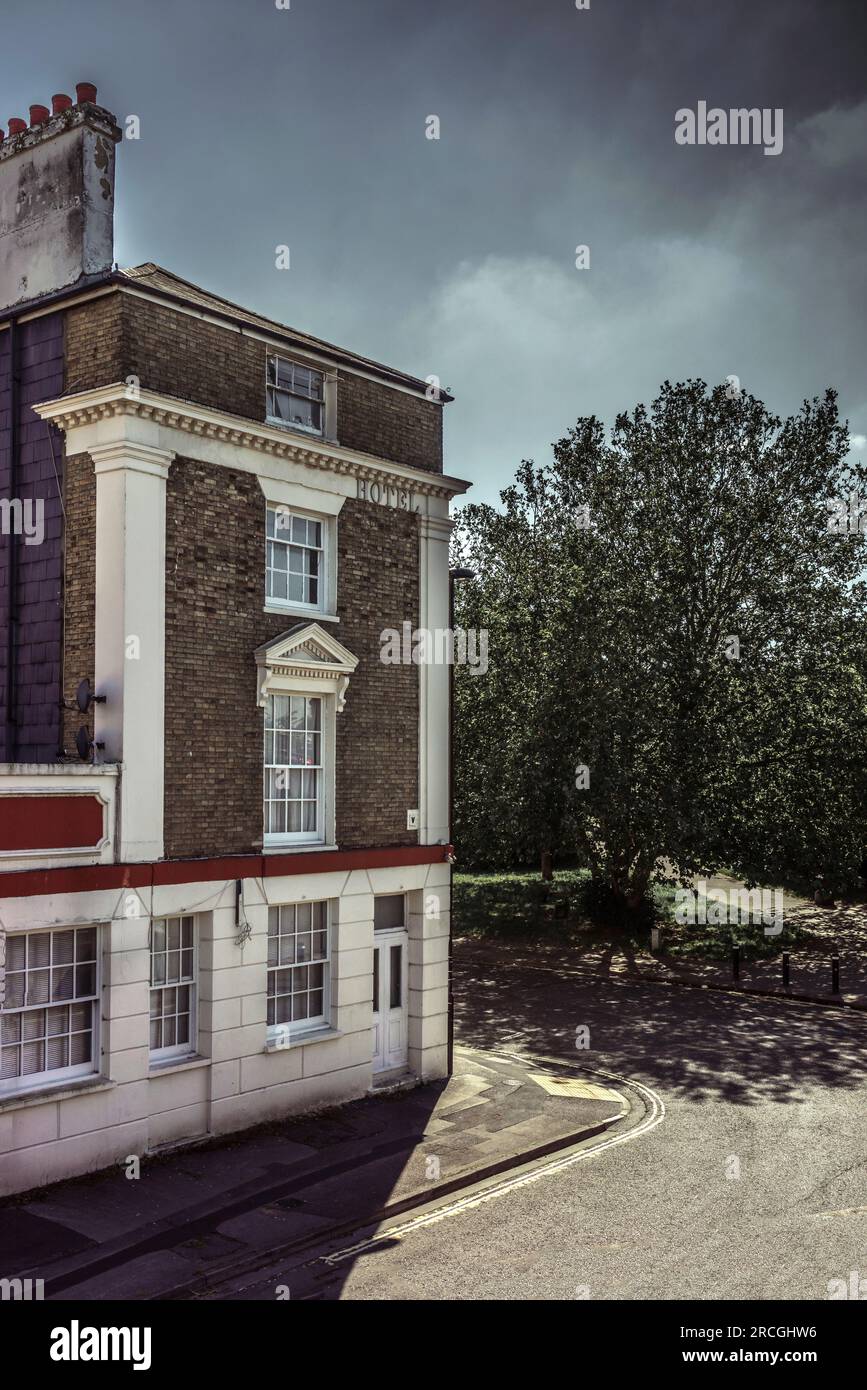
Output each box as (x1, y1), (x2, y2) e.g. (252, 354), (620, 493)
(0, 88), (468, 1196)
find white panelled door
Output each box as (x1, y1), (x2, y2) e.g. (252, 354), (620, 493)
(372, 929), (408, 1073)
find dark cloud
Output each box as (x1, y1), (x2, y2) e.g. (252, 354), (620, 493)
(2, 0), (865, 500)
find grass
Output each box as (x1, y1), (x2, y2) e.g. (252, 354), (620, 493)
(453, 868), (591, 941)
(656, 885), (809, 961)
(453, 868), (814, 961)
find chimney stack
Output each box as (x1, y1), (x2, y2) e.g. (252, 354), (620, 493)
(0, 83), (122, 310)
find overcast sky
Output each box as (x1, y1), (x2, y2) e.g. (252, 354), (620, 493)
(2, 0), (865, 502)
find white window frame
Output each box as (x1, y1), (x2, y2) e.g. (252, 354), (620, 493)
(149, 916), (198, 1063)
(256, 623), (357, 853)
(266, 900), (331, 1044)
(258, 481), (343, 622)
(263, 692), (333, 847)
(0, 926), (101, 1096)
(265, 503), (329, 616)
(266, 354), (325, 437)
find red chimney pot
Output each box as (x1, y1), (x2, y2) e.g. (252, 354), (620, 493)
(29, 104), (50, 125)
(0, 129), (5, 143)
(75, 82), (98, 104)
(52, 93), (73, 114)
(7, 118), (26, 135)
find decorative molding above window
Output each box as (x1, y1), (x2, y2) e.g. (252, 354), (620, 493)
(255, 623), (360, 712)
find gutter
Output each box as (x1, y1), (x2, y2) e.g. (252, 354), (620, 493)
(0, 271), (114, 328)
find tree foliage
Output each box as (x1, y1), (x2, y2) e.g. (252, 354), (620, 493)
(452, 380), (867, 906)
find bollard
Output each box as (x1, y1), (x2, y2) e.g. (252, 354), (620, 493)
(782, 951), (790, 988)
(831, 955), (840, 994)
(732, 943), (740, 982)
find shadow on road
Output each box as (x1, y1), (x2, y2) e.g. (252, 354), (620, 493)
(453, 948), (867, 1108)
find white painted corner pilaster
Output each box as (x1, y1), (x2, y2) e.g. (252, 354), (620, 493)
(418, 511), (453, 846)
(90, 440), (174, 861)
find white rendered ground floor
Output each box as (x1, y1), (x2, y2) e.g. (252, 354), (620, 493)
(0, 855), (450, 1197)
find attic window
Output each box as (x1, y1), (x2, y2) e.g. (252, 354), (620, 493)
(266, 356), (324, 436)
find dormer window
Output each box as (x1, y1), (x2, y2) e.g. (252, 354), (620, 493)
(266, 355), (324, 436)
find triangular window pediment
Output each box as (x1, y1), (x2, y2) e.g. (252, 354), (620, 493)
(255, 623), (359, 710)
(292, 639), (332, 663)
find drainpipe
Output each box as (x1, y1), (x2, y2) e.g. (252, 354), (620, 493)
(447, 566), (475, 1076)
(3, 317), (19, 761)
(448, 571), (455, 1076)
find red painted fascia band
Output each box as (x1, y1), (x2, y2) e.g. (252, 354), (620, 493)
(0, 844), (448, 900)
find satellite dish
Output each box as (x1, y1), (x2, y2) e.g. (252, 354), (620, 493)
(76, 678), (106, 712)
(75, 726), (91, 761)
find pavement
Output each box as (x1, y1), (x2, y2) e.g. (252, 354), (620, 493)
(0, 1045), (625, 1301)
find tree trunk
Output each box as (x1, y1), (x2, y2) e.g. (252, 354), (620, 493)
(609, 870), (650, 913)
(541, 850), (553, 881)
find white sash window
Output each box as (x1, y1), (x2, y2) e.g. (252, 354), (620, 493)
(0, 927), (99, 1094)
(256, 623), (358, 851)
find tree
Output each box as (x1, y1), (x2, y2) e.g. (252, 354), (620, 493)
(451, 460), (587, 873)
(452, 379), (867, 910)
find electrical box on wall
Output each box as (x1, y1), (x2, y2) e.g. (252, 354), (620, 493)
(406, 809), (419, 830)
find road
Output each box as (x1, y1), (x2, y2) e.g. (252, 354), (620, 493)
(203, 958), (867, 1300)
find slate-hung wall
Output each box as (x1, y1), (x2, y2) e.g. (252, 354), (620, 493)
(64, 291), (444, 475)
(0, 312), (65, 762)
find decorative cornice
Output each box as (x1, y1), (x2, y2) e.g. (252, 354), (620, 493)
(34, 384), (470, 501)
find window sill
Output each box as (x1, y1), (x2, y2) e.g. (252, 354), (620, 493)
(264, 1026), (343, 1053)
(0, 1075), (114, 1113)
(263, 842), (335, 855)
(264, 604), (339, 625)
(265, 418), (326, 441)
(148, 1054), (210, 1078)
